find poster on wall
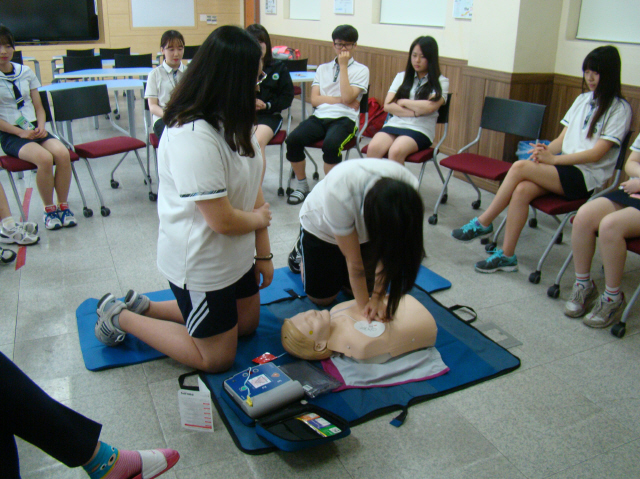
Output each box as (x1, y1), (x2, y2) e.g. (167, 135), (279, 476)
(334, 0), (354, 15)
(453, 0), (472, 20)
(265, 0), (276, 15)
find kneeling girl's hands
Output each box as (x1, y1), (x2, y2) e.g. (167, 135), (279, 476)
(362, 294), (387, 323)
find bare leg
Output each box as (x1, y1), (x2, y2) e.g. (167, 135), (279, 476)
(292, 160), (307, 181)
(144, 299), (184, 324)
(0, 183), (13, 220)
(388, 136), (420, 165)
(366, 132), (396, 159)
(501, 181), (549, 257)
(324, 162), (336, 175)
(572, 198), (618, 275)
(477, 161), (564, 227)
(254, 125), (275, 184)
(598, 206), (640, 288)
(41, 139), (72, 204)
(17, 143), (55, 205)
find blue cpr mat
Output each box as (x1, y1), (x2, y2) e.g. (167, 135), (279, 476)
(201, 286), (520, 454)
(75, 266), (451, 371)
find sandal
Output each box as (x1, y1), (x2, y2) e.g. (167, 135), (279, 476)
(287, 189), (308, 205)
(0, 247), (17, 265)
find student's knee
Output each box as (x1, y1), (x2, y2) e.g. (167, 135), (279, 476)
(574, 202), (603, 232)
(598, 215), (624, 243)
(200, 355), (235, 374)
(285, 136), (305, 162)
(511, 181), (536, 203)
(237, 310), (259, 337)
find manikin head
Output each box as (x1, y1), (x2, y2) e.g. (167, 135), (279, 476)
(281, 310), (332, 360)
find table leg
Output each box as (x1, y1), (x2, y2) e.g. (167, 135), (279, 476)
(301, 85), (306, 120)
(127, 88), (136, 138)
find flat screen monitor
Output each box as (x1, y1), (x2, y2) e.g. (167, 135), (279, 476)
(3, 0), (100, 44)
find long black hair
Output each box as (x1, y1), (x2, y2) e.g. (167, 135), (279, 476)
(164, 26), (261, 157)
(392, 36), (442, 103)
(246, 24), (273, 68)
(363, 178), (426, 319)
(0, 25), (15, 48)
(582, 45), (623, 139)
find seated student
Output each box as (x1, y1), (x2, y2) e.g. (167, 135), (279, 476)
(564, 132), (640, 328)
(95, 26), (272, 374)
(1, 351), (179, 479)
(282, 294), (437, 362)
(288, 158), (425, 323)
(0, 181), (39, 263)
(144, 30), (185, 140)
(246, 24), (294, 182)
(366, 36), (448, 165)
(451, 46), (632, 273)
(0, 25), (76, 230)
(285, 24), (369, 205)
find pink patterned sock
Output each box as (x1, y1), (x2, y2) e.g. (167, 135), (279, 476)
(103, 449), (142, 479)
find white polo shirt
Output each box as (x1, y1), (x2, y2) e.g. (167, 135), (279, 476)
(157, 120), (263, 291)
(144, 61), (186, 125)
(560, 92), (632, 191)
(631, 132), (640, 153)
(311, 58), (369, 123)
(0, 63), (40, 125)
(300, 159), (419, 245)
(384, 72), (449, 142)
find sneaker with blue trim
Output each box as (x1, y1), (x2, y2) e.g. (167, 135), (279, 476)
(474, 249), (518, 273)
(452, 217), (494, 242)
(58, 208), (77, 228)
(583, 293), (626, 328)
(125, 289), (150, 315)
(43, 210), (62, 230)
(95, 293), (127, 346)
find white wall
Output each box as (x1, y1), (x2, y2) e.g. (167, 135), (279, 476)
(513, 0), (562, 74)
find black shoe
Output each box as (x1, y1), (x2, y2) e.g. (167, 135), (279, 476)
(288, 235), (302, 274)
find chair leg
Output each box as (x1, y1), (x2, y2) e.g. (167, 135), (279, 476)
(4, 171), (27, 222)
(278, 143), (285, 196)
(82, 158), (110, 217)
(429, 170), (454, 225)
(303, 148), (320, 180)
(547, 250), (573, 299)
(530, 212), (572, 284)
(70, 163), (91, 217)
(110, 152), (129, 186)
(133, 150), (156, 200)
(463, 173), (482, 209)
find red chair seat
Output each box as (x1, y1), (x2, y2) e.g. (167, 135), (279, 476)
(75, 137), (146, 158)
(149, 133), (159, 149)
(627, 237), (640, 255)
(293, 86), (302, 96)
(268, 130), (287, 146)
(405, 148), (435, 164)
(439, 153), (512, 181)
(530, 194), (587, 216)
(0, 151), (79, 171)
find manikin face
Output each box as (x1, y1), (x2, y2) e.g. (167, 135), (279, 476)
(411, 44), (428, 76)
(584, 69), (599, 92)
(162, 41), (184, 69)
(288, 309), (331, 352)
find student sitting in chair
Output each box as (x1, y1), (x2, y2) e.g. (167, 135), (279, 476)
(144, 30), (186, 140)
(284, 24), (369, 205)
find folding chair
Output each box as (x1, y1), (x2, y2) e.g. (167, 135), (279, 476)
(0, 91), (92, 220)
(66, 49), (95, 57)
(99, 47), (130, 60)
(49, 84), (154, 217)
(143, 89), (160, 197)
(285, 90), (369, 196)
(610, 237), (640, 338)
(283, 58), (308, 96)
(62, 55), (102, 74)
(545, 133), (634, 295)
(112, 54), (153, 119)
(266, 108), (291, 197)
(487, 132), (633, 285)
(11, 51), (23, 64)
(361, 93), (452, 192)
(429, 96), (546, 225)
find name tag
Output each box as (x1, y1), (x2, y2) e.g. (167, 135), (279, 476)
(16, 115), (35, 130)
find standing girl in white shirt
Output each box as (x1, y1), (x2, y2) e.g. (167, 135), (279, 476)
(451, 46), (632, 274)
(95, 26), (273, 373)
(366, 36), (448, 164)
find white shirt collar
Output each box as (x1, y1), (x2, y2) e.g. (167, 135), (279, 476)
(162, 60), (185, 74)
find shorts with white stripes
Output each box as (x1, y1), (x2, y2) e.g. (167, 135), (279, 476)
(168, 265), (258, 339)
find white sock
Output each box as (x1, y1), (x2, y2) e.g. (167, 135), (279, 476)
(1, 217), (16, 231)
(297, 178), (309, 192)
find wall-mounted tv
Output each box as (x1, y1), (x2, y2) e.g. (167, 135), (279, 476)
(3, 0), (100, 44)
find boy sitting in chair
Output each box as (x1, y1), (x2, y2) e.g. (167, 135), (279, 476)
(284, 25), (369, 205)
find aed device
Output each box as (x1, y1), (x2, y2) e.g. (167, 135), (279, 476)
(223, 362), (305, 419)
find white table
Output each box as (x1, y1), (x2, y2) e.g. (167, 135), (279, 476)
(40, 79), (145, 140)
(22, 56), (41, 83)
(290, 71), (315, 120)
(54, 67), (152, 82)
(51, 55), (157, 77)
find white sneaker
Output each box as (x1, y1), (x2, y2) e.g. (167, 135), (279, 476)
(0, 223), (40, 245)
(43, 210), (62, 230)
(583, 293), (626, 329)
(16, 221), (38, 235)
(564, 281), (598, 318)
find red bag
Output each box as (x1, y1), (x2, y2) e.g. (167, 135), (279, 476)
(272, 46), (301, 60)
(360, 97), (386, 138)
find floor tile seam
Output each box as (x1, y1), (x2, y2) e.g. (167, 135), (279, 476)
(332, 453), (356, 479)
(144, 381), (173, 449)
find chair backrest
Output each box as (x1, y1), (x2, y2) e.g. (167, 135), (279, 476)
(114, 53), (153, 68)
(99, 47), (131, 60)
(63, 55), (102, 73)
(614, 131), (633, 171)
(50, 84), (112, 121)
(66, 49), (95, 57)
(480, 97), (546, 139)
(11, 50), (23, 65)
(182, 45), (200, 60)
(38, 91), (54, 124)
(437, 93), (453, 124)
(359, 90), (369, 114)
(283, 58), (308, 73)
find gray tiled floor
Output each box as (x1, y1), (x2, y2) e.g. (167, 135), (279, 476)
(3, 95), (640, 479)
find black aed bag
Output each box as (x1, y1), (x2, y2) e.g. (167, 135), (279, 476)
(255, 402), (350, 452)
